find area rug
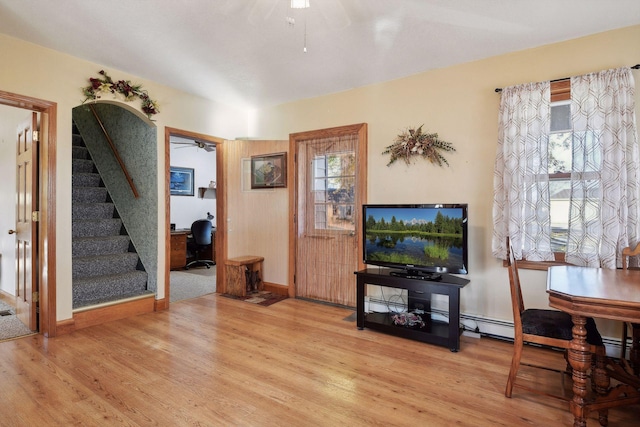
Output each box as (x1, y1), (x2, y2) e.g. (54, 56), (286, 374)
(221, 291), (287, 307)
(0, 300), (36, 342)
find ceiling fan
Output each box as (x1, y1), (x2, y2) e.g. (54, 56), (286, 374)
(170, 139), (216, 152)
(223, 0), (351, 29)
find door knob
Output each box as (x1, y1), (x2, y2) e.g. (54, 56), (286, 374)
(8, 229), (16, 234)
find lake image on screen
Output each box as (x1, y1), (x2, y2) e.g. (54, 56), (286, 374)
(364, 207), (464, 270)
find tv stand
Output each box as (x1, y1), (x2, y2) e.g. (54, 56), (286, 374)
(389, 269), (442, 281)
(355, 268), (470, 352)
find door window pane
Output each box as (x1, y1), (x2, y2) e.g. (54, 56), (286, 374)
(312, 152), (356, 231)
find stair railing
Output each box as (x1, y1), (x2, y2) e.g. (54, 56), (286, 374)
(88, 104), (139, 198)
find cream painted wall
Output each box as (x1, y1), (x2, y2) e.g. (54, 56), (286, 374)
(0, 34), (248, 321)
(252, 25), (640, 339)
(2, 24), (639, 338)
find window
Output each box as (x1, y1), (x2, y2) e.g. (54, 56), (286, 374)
(311, 152), (356, 231)
(493, 68), (639, 270)
(548, 99), (571, 254)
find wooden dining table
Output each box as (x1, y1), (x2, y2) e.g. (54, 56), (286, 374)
(547, 265), (640, 427)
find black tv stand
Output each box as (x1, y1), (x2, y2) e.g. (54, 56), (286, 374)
(355, 268), (470, 352)
(389, 269), (442, 281)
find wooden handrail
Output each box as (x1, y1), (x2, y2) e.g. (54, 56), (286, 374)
(88, 104), (139, 198)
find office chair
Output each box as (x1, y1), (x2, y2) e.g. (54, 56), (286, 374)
(185, 219), (215, 269)
(505, 244), (605, 400)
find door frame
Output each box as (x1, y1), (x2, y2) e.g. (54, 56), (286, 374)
(288, 123), (368, 299)
(164, 127), (226, 308)
(0, 90), (57, 337)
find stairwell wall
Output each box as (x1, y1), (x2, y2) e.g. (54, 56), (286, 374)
(73, 104), (158, 293)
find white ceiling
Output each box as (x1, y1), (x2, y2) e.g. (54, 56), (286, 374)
(1, 0), (639, 110)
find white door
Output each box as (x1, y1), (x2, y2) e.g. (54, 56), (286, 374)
(15, 112), (38, 330)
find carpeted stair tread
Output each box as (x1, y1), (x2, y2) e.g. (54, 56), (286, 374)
(73, 187), (108, 203)
(73, 271), (151, 309)
(72, 202), (115, 220)
(72, 145), (90, 159)
(72, 133), (84, 146)
(73, 252), (140, 279)
(72, 235), (130, 257)
(72, 158), (95, 174)
(72, 173), (101, 187)
(72, 218), (122, 238)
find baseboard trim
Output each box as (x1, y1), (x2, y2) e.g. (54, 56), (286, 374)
(155, 297), (168, 311)
(63, 294), (155, 333)
(55, 318), (76, 336)
(264, 282), (288, 296)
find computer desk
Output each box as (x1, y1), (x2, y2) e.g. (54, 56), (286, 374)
(170, 229), (215, 270)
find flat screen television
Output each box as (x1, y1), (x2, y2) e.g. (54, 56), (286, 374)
(363, 204), (468, 280)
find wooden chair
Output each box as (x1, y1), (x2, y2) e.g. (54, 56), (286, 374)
(620, 244), (640, 374)
(505, 246), (606, 399)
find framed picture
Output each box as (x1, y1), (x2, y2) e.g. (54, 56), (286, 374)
(170, 166), (194, 196)
(251, 152), (287, 189)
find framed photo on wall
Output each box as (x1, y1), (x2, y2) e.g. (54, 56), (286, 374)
(251, 152), (287, 189)
(170, 166), (194, 196)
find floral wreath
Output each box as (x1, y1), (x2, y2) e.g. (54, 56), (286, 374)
(383, 125), (455, 167)
(82, 70), (159, 119)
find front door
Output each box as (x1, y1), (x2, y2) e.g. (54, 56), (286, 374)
(291, 124), (367, 307)
(15, 112), (38, 330)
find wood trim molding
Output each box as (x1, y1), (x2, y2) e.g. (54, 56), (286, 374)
(164, 127), (225, 308)
(263, 282), (288, 296)
(0, 90), (57, 338)
(71, 296), (155, 332)
(154, 297), (169, 311)
(288, 123), (368, 299)
(55, 318), (75, 336)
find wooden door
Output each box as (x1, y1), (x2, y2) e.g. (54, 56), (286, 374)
(291, 124), (367, 307)
(15, 112), (38, 330)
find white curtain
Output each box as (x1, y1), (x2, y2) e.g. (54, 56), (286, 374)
(492, 67), (640, 268)
(566, 67), (640, 268)
(492, 81), (555, 261)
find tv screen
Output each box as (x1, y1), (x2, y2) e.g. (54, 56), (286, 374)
(363, 204), (468, 278)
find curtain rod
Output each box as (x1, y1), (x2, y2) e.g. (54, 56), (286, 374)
(494, 64), (640, 93)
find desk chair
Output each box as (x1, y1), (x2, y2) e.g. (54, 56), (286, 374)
(620, 244), (640, 373)
(505, 245), (605, 400)
(185, 219), (215, 269)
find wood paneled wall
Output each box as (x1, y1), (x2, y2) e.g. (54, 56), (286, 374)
(224, 139), (289, 287)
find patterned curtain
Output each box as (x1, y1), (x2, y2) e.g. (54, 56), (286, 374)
(492, 67), (640, 267)
(566, 67), (640, 268)
(491, 82), (555, 261)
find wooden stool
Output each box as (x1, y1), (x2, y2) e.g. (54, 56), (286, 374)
(225, 256), (264, 297)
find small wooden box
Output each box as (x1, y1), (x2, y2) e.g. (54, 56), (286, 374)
(225, 256), (264, 297)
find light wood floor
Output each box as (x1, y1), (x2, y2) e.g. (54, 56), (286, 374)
(0, 294), (637, 426)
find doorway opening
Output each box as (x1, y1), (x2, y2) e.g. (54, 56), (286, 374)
(165, 127), (225, 306)
(0, 90), (57, 337)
